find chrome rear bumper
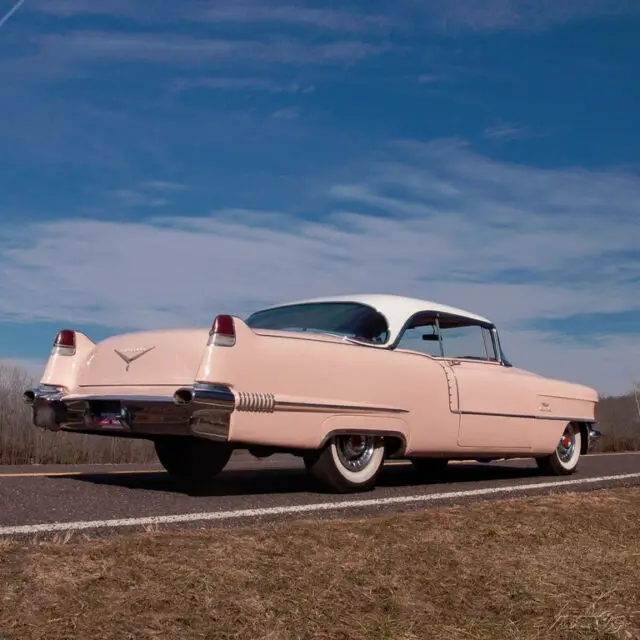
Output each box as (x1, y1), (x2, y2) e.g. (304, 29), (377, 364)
(587, 425), (602, 452)
(23, 382), (236, 441)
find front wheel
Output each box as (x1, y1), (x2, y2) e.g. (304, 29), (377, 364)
(536, 423), (582, 475)
(304, 434), (386, 493)
(154, 436), (233, 486)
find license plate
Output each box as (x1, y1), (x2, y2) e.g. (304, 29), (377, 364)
(86, 410), (130, 430)
(97, 413), (125, 428)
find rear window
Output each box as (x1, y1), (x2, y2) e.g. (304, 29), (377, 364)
(246, 302), (390, 344)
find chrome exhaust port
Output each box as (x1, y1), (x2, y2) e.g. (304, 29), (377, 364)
(173, 383), (236, 411)
(173, 388), (194, 405)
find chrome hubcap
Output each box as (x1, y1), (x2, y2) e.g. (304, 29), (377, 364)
(557, 425), (576, 463)
(334, 434), (376, 472)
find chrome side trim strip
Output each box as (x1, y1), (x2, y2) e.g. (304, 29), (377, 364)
(457, 409), (597, 423)
(273, 399), (409, 414)
(174, 383), (408, 414)
(174, 384), (409, 415)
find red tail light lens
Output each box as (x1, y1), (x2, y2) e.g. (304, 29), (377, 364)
(54, 329), (76, 348)
(212, 315), (235, 336)
(52, 329), (76, 355)
(208, 315), (236, 347)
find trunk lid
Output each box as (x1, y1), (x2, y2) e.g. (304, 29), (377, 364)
(77, 328), (209, 387)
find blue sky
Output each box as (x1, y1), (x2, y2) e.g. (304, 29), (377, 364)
(1, 0), (639, 395)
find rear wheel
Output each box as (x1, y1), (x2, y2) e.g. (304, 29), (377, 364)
(154, 436), (233, 486)
(536, 423), (582, 475)
(304, 434), (385, 493)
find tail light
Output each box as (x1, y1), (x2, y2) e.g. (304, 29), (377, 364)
(52, 329), (76, 356)
(208, 314), (236, 347)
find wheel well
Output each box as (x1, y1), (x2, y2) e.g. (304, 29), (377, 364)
(318, 430), (407, 457)
(575, 422), (590, 455)
(384, 436), (406, 458)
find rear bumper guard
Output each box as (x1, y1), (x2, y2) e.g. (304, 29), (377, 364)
(587, 425), (602, 452)
(23, 382), (236, 441)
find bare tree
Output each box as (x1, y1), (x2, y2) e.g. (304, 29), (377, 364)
(0, 362), (155, 465)
(595, 381), (640, 452)
(632, 378), (640, 422)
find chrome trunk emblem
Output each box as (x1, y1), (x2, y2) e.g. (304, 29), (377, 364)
(113, 346), (155, 371)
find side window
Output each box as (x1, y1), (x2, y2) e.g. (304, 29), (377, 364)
(395, 314), (499, 362)
(440, 325), (498, 361)
(396, 324), (442, 357)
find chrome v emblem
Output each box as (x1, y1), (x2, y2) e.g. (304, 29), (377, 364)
(114, 346), (155, 371)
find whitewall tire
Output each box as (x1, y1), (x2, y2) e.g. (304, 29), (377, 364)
(304, 434), (386, 493)
(536, 423), (582, 475)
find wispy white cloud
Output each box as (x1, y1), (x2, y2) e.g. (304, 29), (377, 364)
(104, 180), (189, 207)
(1, 139), (638, 393)
(171, 76), (315, 95)
(483, 121), (535, 141)
(32, 32), (389, 66)
(0, 82), (318, 176)
(7, 0), (635, 102)
(26, 0), (639, 33)
(142, 180), (188, 192)
(0, 0), (25, 30)
(417, 0), (639, 32)
(271, 106), (300, 120)
(26, 0), (139, 17)
(197, 2), (396, 31)
(107, 189), (167, 208)
(27, 0), (396, 31)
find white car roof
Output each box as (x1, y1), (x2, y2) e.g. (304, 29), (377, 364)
(257, 293), (493, 343)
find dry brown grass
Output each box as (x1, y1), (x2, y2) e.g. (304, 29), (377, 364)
(0, 362), (155, 464)
(1, 488), (639, 640)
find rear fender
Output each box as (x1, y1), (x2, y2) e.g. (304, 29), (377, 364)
(40, 331), (96, 391)
(195, 316), (257, 382)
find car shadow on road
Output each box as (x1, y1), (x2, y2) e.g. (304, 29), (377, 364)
(50, 460), (543, 497)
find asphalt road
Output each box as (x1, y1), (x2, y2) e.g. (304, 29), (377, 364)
(1, 451), (639, 539)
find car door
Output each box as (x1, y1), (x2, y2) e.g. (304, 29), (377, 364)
(436, 323), (536, 450)
(450, 360), (535, 449)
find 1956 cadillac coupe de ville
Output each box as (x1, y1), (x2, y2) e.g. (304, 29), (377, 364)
(24, 294), (601, 493)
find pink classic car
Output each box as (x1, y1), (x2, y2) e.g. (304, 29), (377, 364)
(24, 294), (601, 493)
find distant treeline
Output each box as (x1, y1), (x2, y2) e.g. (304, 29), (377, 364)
(595, 390), (640, 452)
(0, 362), (638, 465)
(0, 363), (155, 465)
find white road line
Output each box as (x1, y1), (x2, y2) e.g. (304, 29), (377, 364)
(1, 472), (639, 536)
